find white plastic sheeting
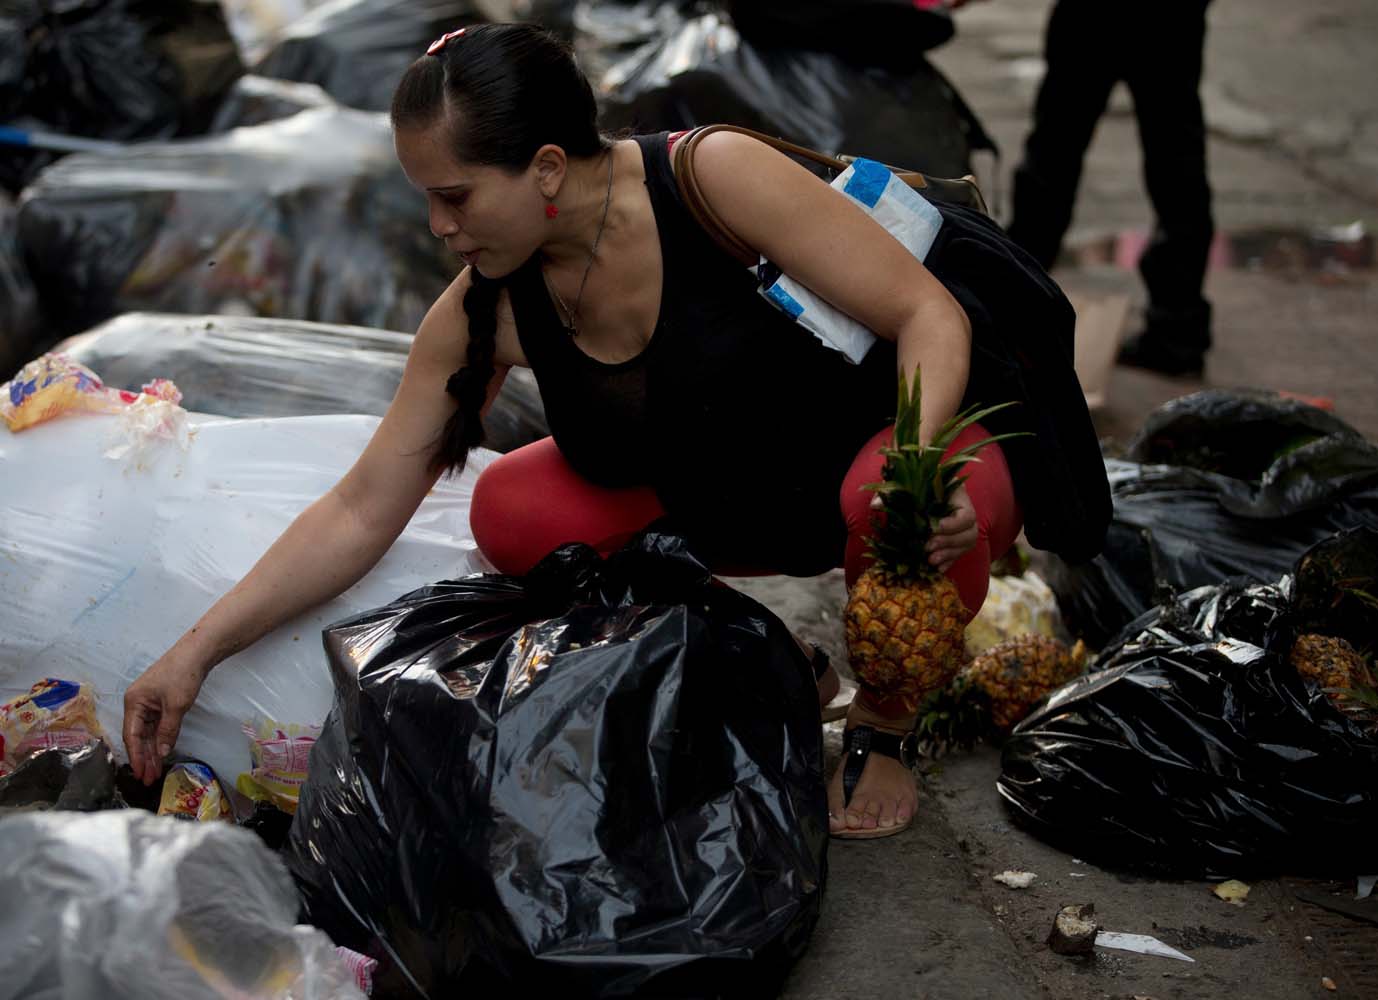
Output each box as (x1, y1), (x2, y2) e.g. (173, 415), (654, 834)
(0, 810), (366, 999)
(0, 412), (496, 786)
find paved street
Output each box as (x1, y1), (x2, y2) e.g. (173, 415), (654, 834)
(738, 2), (1378, 996)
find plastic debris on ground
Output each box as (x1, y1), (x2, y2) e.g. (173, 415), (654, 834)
(252, 0), (496, 111)
(287, 531), (828, 996)
(1044, 389), (1378, 648)
(999, 526), (1378, 878)
(0, 810), (366, 999)
(992, 870), (1038, 889)
(0, 679), (107, 778)
(16, 106), (456, 339)
(592, 6), (994, 180)
(236, 716), (318, 814)
(1094, 932), (1195, 963)
(0, 409), (495, 785)
(2, 352), (181, 431)
(0, 192), (39, 376)
(0, 0), (244, 193)
(55, 311), (549, 450)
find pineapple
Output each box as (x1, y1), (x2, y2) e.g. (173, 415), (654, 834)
(1290, 633), (1378, 723)
(843, 370), (1019, 709)
(961, 635), (1087, 732)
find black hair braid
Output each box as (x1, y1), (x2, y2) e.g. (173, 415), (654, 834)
(432, 270), (501, 475)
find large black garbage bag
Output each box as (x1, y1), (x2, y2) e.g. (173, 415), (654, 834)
(1, 192), (39, 376)
(998, 531), (1378, 879)
(56, 312), (549, 451)
(252, 0), (496, 111)
(725, 0), (954, 73)
(0, 0), (244, 193)
(286, 533), (828, 998)
(1043, 391), (1378, 648)
(595, 7), (994, 179)
(17, 107), (453, 339)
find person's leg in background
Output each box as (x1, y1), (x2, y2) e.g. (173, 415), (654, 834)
(1116, 0), (1215, 376)
(830, 422), (1022, 835)
(1007, 0), (1120, 269)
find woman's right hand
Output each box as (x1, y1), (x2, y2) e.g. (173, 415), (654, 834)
(122, 651), (209, 786)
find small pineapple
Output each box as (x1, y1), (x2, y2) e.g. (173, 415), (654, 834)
(843, 370), (1019, 709)
(1290, 633), (1378, 722)
(962, 635), (1088, 732)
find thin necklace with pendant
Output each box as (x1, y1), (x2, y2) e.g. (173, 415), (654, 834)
(546, 149), (615, 338)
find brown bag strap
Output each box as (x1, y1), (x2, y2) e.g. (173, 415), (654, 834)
(670, 123), (987, 268)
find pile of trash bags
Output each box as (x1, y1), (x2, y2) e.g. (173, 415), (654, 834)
(591, 4), (993, 179)
(1043, 390), (1378, 648)
(17, 106), (451, 339)
(289, 532), (828, 996)
(1001, 526), (1378, 878)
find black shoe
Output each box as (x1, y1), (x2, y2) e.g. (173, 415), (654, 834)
(1116, 331), (1205, 378)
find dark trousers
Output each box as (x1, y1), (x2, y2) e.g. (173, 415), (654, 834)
(1008, 0), (1215, 351)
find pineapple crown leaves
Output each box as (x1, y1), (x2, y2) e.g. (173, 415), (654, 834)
(864, 369), (1029, 580)
(913, 674), (995, 756)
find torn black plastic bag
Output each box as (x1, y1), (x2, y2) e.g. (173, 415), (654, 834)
(252, 0), (495, 111)
(287, 533), (828, 998)
(725, 0), (955, 73)
(1042, 390), (1378, 648)
(594, 7), (994, 179)
(17, 107), (454, 339)
(998, 558), (1378, 878)
(0, 0), (243, 193)
(57, 312), (549, 451)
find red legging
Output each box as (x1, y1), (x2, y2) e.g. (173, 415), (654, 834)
(470, 423), (1022, 618)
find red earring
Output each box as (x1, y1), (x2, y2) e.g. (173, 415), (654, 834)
(545, 203), (559, 219)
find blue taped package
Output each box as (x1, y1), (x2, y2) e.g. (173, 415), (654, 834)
(759, 158), (942, 363)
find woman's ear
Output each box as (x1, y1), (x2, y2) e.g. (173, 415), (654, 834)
(531, 144), (569, 199)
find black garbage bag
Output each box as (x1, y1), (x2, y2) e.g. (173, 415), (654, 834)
(594, 7), (994, 179)
(0, 0), (244, 193)
(55, 312), (549, 451)
(725, 0), (954, 73)
(1043, 391), (1378, 648)
(252, 0), (495, 111)
(998, 531), (1378, 878)
(17, 107), (453, 339)
(207, 74), (335, 132)
(286, 533), (828, 997)
(0, 740), (120, 813)
(1, 191), (39, 377)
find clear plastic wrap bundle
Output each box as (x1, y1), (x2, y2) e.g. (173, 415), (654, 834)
(0, 410), (496, 784)
(56, 311), (549, 451)
(593, 7), (994, 179)
(0, 811), (365, 999)
(207, 73), (336, 132)
(17, 106), (454, 339)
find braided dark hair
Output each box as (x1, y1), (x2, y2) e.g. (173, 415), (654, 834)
(391, 23), (607, 474)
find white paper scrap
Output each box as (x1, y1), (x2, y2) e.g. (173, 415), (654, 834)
(1095, 932), (1195, 963)
(1357, 874), (1376, 900)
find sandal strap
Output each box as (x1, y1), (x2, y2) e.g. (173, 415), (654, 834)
(840, 725), (920, 806)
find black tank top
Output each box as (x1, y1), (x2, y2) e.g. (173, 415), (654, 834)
(508, 132), (896, 575)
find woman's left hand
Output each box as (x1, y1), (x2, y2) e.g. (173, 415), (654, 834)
(927, 482), (978, 573)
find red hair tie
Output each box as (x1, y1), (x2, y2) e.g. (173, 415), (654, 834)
(427, 27), (466, 55)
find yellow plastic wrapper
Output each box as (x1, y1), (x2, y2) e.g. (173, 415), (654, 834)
(0, 679), (107, 778)
(235, 717), (320, 815)
(158, 762), (232, 822)
(2, 352), (180, 432)
(964, 570), (1064, 660)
